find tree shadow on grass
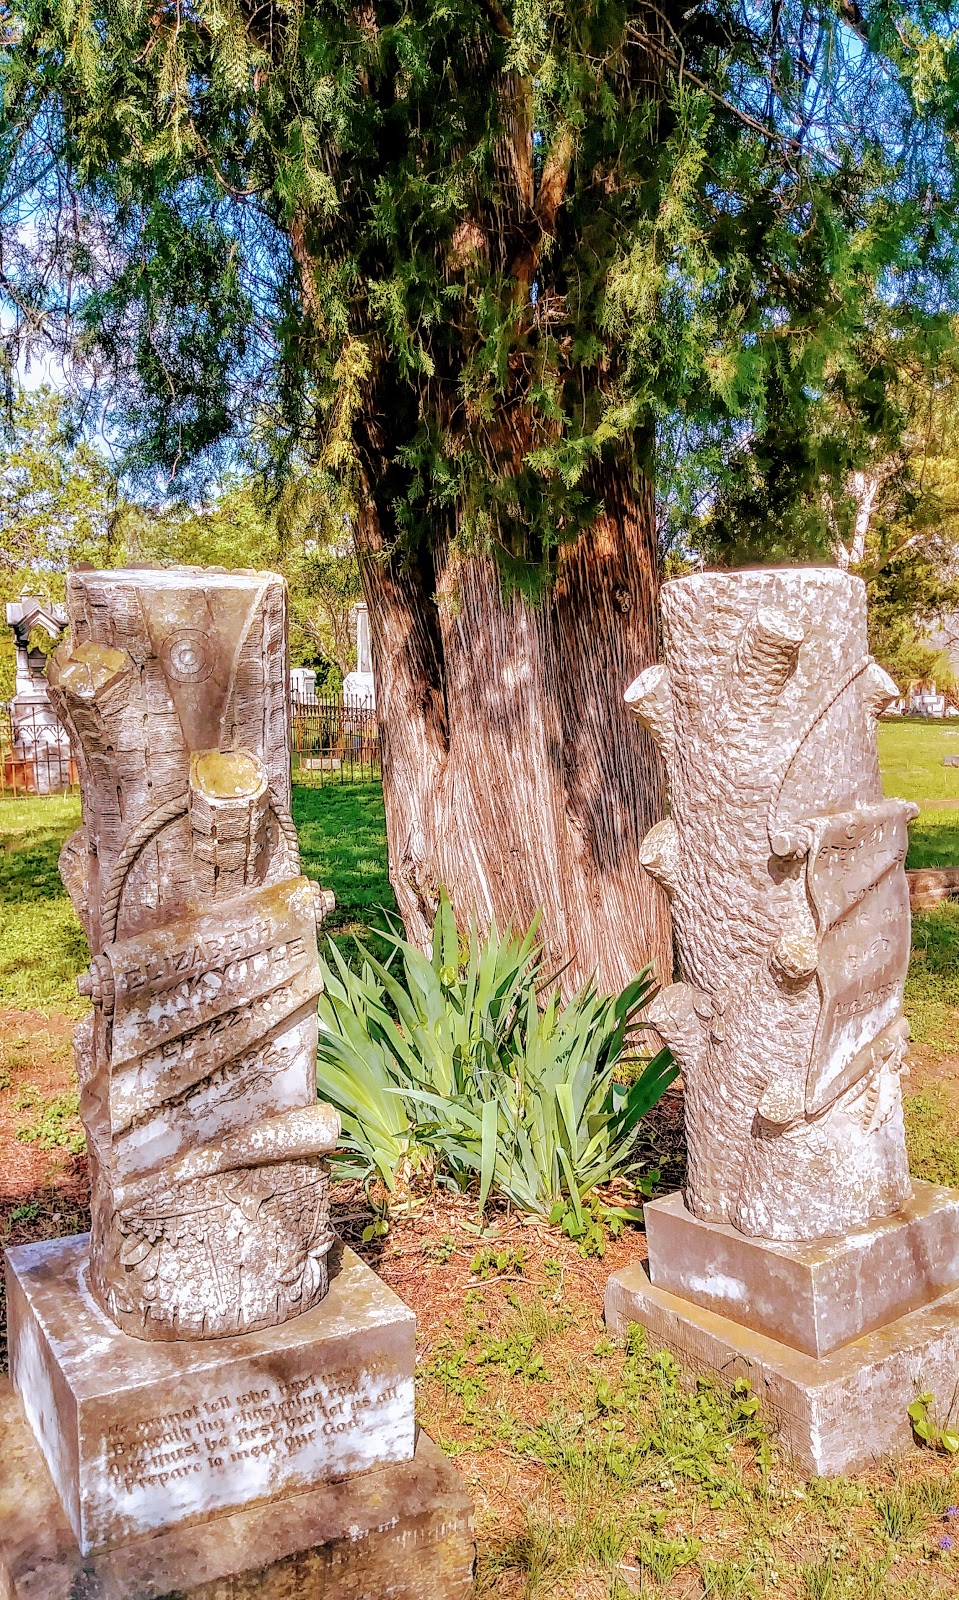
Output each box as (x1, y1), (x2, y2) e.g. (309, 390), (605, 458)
(907, 814), (959, 870)
(0, 802), (88, 1009)
(0, 796), (82, 907)
(0, 827), (75, 905)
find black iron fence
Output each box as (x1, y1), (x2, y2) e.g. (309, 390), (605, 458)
(0, 693), (380, 799)
(290, 695), (380, 786)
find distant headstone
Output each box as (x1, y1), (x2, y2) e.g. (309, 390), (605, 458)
(343, 601), (375, 708)
(4, 596), (72, 791)
(290, 664), (317, 700)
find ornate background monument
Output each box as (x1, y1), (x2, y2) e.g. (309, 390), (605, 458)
(1, 568), (473, 1598)
(607, 568), (959, 1475)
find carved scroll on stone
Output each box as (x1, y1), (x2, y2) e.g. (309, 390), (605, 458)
(48, 568), (340, 1338)
(628, 569), (915, 1242)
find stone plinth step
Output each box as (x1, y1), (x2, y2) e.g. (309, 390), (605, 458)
(606, 1261), (959, 1477)
(5, 1234), (416, 1555)
(644, 1182), (959, 1357)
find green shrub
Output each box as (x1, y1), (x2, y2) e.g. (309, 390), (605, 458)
(315, 892), (676, 1226)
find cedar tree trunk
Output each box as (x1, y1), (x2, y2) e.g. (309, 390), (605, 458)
(355, 461), (672, 996)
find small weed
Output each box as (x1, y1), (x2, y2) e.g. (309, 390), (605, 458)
(361, 1215), (389, 1243)
(422, 1233), (455, 1264)
(470, 1245), (525, 1278)
(547, 1194), (642, 1258)
(800, 1555), (842, 1600)
(0, 1065), (10, 1091)
(806, 1476), (865, 1529)
(586, 1512), (633, 1567)
(14, 1085), (84, 1153)
(478, 1503), (582, 1596)
(918, 1477), (959, 1517)
(423, 1342), (487, 1411)
(634, 1532), (701, 1583)
(9, 1202), (40, 1222)
(873, 1482), (930, 1541)
(476, 1328), (549, 1381)
(700, 1557), (761, 1598)
(908, 1390), (959, 1454)
(501, 1293), (574, 1347)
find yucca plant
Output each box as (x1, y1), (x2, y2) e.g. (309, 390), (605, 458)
(316, 893), (676, 1226)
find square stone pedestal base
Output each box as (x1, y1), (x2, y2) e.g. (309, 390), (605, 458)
(643, 1182), (959, 1357)
(0, 1379), (475, 1600)
(606, 1263), (959, 1476)
(6, 1233), (417, 1553)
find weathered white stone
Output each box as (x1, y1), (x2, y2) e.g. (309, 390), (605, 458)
(46, 568), (340, 1338)
(4, 564), (471, 1584)
(605, 1261), (959, 1477)
(628, 569), (915, 1241)
(6, 1234), (416, 1555)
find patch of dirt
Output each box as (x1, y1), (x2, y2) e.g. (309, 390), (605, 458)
(0, 1009), (86, 1203)
(335, 1186), (648, 1359)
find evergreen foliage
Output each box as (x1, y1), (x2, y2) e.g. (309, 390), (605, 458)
(4, 3), (959, 563)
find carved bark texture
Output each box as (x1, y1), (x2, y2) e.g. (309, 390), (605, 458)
(48, 569), (339, 1339)
(629, 569), (914, 1242)
(357, 468), (672, 996)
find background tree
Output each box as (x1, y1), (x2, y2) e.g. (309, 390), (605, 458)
(672, 323), (959, 693)
(0, 387), (121, 593)
(5, 3), (959, 989)
(0, 386), (122, 694)
(130, 476), (362, 685)
(0, 388), (360, 693)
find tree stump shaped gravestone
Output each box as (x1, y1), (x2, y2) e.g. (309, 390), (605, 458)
(628, 567), (914, 1241)
(47, 568), (340, 1338)
(607, 568), (959, 1478)
(2, 567), (475, 1592)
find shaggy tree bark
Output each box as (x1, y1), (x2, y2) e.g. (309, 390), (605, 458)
(277, 8), (677, 994)
(355, 462), (671, 996)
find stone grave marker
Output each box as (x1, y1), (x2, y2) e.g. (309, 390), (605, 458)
(0, 567), (473, 1599)
(607, 567), (959, 1475)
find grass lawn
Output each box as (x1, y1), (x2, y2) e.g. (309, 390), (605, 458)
(0, 795), (87, 1013)
(878, 721), (959, 869)
(4, 776), (959, 1596)
(877, 720), (959, 807)
(293, 781), (397, 947)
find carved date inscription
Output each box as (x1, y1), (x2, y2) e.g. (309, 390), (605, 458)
(103, 1370), (403, 1496)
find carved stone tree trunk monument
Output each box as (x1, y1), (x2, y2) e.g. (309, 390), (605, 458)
(607, 569), (959, 1477)
(48, 569), (339, 1338)
(1, 569), (472, 1599)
